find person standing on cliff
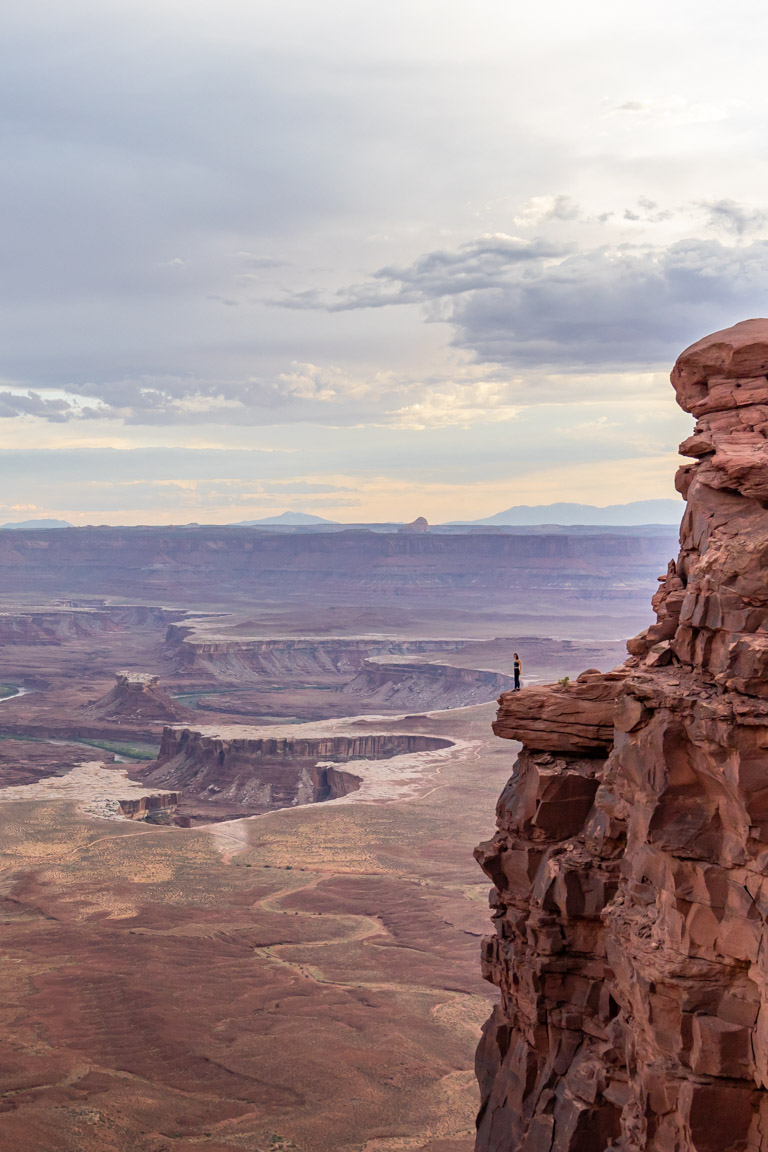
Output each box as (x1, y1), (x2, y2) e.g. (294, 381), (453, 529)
(513, 652), (521, 691)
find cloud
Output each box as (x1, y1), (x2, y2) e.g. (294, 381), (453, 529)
(6, 228), (765, 429)
(0, 360), (532, 431)
(700, 198), (768, 236)
(0, 390), (92, 422)
(623, 197), (674, 224)
(512, 196), (582, 227)
(450, 238), (768, 368)
(278, 235), (570, 312)
(283, 234), (768, 371)
(388, 381), (520, 430)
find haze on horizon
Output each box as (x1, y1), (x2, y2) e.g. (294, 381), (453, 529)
(1, 0), (765, 526)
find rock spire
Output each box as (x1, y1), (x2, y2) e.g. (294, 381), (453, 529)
(475, 320), (768, 1151)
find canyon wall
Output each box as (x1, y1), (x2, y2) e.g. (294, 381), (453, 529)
(117, 791), (179, 820)
(343, 657), (515, 709)
(0, 525), (676, 609)
(164, 630), (470, 678)
(142, 725), (453, 816)
(0, 605), (177, 646)
(475, 320), (768, 1152)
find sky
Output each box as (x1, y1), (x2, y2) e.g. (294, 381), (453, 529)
(2, 0), (767, 525)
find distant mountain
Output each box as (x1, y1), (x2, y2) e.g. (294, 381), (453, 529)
(236, 511), (338, 526)
(452, 500), (683, 527)
(0, 518), (72, 530)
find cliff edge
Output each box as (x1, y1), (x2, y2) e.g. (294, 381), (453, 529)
(475, 319), (768, 1152)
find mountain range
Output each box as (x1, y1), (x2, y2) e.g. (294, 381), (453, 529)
(0, 500), (684, 531)
(449, 499), (682, 526)
(235, 511), (335, 525)
(0, 518), (73, 530)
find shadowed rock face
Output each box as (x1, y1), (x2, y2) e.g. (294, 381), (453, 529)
(475, 319), (768, 1152)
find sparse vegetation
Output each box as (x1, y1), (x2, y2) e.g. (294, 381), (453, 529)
(557, 675), (571, 686)
(75, 738), (160, 760)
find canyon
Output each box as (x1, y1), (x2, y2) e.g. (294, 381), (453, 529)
(475, 319), (768, 1152)
(0, 510), (643, 1151)
(142, 723), (456, 820)
(0, 524), (675, 624)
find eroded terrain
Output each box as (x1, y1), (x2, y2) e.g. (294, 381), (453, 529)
(0, 527), (656, 1151)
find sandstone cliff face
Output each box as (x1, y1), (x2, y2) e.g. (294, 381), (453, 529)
(142, 724), (453, 817)
(117, 791), (179, 820)
(475, 320), (768, 1152)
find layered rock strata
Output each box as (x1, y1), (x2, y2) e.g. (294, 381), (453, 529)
(117, 791), (179, 820)
(0, 524), (677, 608)
(84, 671), (193, 723)
(163, 630), (469, 678)
(141, 723), (453, 817)
(475, 320), (768, 1152)
(0, 604), (177, 646)
(342, 657), (514, 709)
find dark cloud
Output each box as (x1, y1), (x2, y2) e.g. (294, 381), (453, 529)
(279, 236), (571, 311)
(3, 374), (371, 427)
(451, 239), (768, 368)
(700, 198), (768, 236)
(286, 235), (768, 370)
(0, 391), (80, 422)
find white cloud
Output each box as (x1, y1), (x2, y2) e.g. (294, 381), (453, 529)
(512, 196), (581, 227)
(389, 381), (520, 430)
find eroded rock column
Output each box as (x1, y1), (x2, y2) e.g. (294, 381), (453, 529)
(475, 320), (768, 1152)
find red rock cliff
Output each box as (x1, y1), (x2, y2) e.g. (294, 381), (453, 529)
(475, 319), (768, 1152)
